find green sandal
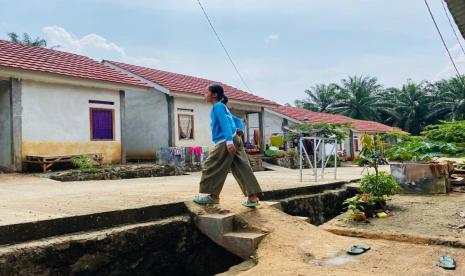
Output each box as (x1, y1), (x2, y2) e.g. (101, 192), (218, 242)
(242, 201), (260, 208)
(193, 195), (219, 205)
(346, 244), (371, 255)
(438, 255), (456, 270)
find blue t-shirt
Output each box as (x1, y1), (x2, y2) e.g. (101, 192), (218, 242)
(210, 102), (237, 144)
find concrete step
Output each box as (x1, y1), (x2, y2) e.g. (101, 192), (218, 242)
(222, 232), (267, 259)
(194, 213), (234, 244)
(262, 201), (283, 211)
(294, 216), (311, 223)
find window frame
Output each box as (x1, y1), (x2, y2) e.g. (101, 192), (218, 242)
(353, 136), (359, 152)
(89, 108), (115, 141)
(178, 114), (195, 140)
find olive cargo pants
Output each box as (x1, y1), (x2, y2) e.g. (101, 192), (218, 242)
(199, 135), (262, 196)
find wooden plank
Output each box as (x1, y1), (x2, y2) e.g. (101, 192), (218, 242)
(25, 153), (104, 172)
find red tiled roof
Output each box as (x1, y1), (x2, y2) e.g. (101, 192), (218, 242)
(352, 120), (393, 133)
(106, 60), (277, 105)
(269, 105), (397, 133)
(0, 40), (149, 88)
(269, 105), (353, 124)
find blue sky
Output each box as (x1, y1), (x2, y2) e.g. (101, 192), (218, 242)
(1, 0), (464, 104)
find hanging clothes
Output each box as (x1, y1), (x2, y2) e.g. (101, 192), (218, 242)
(253, 129), (261, 148)
(304, 139), (314, 155)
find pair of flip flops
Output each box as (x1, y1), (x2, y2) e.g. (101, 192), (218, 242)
(435, 255), (456, 270)
(241, 201), (260, 208)
(193, 195), (219, 205)
(346, 244), (371, 255)
(193, 196), (259, 208)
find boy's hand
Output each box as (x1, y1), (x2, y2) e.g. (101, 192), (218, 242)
(227, 144), (236, 154)
(236, 129), (244, 137)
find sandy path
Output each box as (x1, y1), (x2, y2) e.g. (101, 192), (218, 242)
(205, 202), (465, 276)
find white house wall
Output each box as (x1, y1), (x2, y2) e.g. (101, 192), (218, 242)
(173, 96), (214, 147)
(125, 90), (169, 159)
(0, 80), (12, 170)
(21, 80), (122, 163)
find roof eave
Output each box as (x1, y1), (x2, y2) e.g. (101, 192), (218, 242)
(264, 108), (303, 124)
(0, 66), (150, 92)
(102, 61), (171, 95)
(171, 90), (275, 109)
(446, 0), (465, 39)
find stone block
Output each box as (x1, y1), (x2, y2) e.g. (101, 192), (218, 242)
(222, 232), (267, 259)
(390, 163), (450, 194)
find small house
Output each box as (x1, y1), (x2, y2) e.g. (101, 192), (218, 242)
(104, 61), (277, 162)
(0, 40), (150, 171)
(265, 105), (401, 160)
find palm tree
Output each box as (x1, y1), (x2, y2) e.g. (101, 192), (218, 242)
(7, 32), (47, 47)
(430, 76), (465, 121)
(383, 81), (431, 135)
(295, 84), (338, 112)
(377, 87), (400, 125)
(331, 75), (382, 120)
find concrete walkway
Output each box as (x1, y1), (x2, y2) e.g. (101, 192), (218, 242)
(0, 164), (385, 226)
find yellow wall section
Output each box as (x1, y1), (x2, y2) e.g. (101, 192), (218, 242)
(22, 141), (122, 163)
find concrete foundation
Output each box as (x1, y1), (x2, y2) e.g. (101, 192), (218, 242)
(0, 216), (241, 276)
(390, 163), (450, 194)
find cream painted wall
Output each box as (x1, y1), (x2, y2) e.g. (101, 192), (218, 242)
(173, 96), (214, 147)
(263, 111), (285, 146)
(125, 90), (169, 159)
(21, 80), (122, 162)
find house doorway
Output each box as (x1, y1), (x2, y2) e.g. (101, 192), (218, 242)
(0, 80), (12, 171)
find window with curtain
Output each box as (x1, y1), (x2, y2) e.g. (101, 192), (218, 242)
(90, 108), (114, 140)
(353, 136), (359, 152)
(178, 114), (194, 140)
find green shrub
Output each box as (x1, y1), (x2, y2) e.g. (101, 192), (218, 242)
(286, 148), (298, 158)
(343, 195), (368, 221)
(386, 140), (465, 161)
(271, 150), (287, 158)
(285, 122), (350, 143)
(422, 121), (465, 143)
(360, 172), (400, 198)
(71, 155), (98, 173)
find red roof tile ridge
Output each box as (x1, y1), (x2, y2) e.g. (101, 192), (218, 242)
(0, 40), (149, 88)
(105, 60), (278, 105)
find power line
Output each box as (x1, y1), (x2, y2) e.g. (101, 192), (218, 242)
(441, 0), (465, 56)
(424, 0), (462, 79)
(195, 0), (253, 92)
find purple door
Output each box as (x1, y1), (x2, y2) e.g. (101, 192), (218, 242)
(91, 109), (114, 140)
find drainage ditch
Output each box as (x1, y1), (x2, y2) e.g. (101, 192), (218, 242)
(0, 184), (358, 275)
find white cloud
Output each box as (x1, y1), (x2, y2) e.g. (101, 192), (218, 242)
(434, 43), (465, 81)
(42, 26), (160, 67)
(264, 34), (279, 44)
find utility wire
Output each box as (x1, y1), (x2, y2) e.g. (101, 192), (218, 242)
(441, 0), (465, 56)
(195, 0), (253, 92)
(424, 0), (462, 80)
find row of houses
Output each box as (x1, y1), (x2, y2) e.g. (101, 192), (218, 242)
(0, 40), (401, 171)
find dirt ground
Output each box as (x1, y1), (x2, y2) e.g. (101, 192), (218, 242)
(322, 193), (465, 245)
(198, 201), (465, 276)
(197, 202), (465, 276)
(0, 164), (386, 226)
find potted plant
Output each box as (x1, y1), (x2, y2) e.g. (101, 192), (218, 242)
(358, 134), (400, 208)
(343, 194), (368, 221)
